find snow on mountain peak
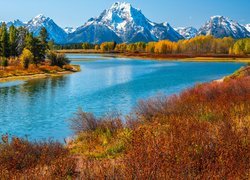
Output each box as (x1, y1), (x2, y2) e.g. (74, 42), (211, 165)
(198, 15), (250, 39)
(211, 15), (224, 19)
(28, 14), (50, 27)
(175, 27), (198, 39)
(163, 22), (170, 27)
(246, 24), (250, 32)
(71, 2), (182, 43)
(111, 2), (132, 10)
(64, 27), (76, 34)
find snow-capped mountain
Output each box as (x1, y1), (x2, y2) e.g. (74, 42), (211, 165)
(26, 14), (67, 44)
(245, 24), (250, 32)
(68, 2), (183, 43)
(175, 27), (198, 39)
(2, 4), (250, 44)
(1, 15), (67, 44)
(198, 16), (250, 39)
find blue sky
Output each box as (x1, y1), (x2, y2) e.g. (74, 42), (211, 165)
(0, 0), (249, 28)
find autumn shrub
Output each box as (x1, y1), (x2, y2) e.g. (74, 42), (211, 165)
(0, 135), (77, 178)
(122, 75), (250, 179)
(69, 110), (131, 158)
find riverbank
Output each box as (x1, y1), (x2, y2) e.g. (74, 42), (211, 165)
(0, 64), (80, 83)
(56, 50), (250, 62)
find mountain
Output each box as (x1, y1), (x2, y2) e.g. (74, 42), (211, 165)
(64, 27), (76, 34)
(197, 16), (250, 39)
(68, 23), (123, 44)
(6, 19), (26, 28)
(175, 27), (198, 39)
(0, 19), (26, 28)
(245, 24), (250, 32)
(1, 15), (67, 44)
(1, 5), (250, 44)
(68, 2), (183, 43)
(26, 14), (67, 44)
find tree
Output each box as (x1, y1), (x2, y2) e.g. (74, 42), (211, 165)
(20, 48), (34, 69)
(25, 33), (46, 65)
(230, 39), (250, 55)
(39, 27), (48, 45)
(100, 42), (116, 52)
(146, 42), (156, 53)
(0, 23), (10, 57)
(9, 25), (18, 57)
(48, 40), (55, 50)
(16, 27), (28, 56)
(82, 43), (91, 50)
(39, 27), (48, 54)
(1, 58), (8, 69)
(95, 44), (100, 51)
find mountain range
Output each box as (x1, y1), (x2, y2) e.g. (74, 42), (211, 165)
(1, 2), (250, 44)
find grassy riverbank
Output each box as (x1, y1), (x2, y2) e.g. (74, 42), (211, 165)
(0, 65), (249, 179)
(0, 64), (80, 83)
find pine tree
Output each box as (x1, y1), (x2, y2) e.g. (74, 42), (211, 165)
(9, 25), (18, 57)
(0, 23), (10, 57)
(39, 27), (48, 60)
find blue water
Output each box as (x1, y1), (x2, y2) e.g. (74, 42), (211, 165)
(0, 54), (245, 141)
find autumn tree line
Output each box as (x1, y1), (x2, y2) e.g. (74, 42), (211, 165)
(77, 36), (250, 55)
(0, 22), (69, 69)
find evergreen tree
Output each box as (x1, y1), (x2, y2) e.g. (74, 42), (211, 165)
(9, 25), (18, 57)
(39, 27), (48, 45)
(0, 23), (10, 57)
(39, 27), (48, 59)
(25, 33), (45, 65)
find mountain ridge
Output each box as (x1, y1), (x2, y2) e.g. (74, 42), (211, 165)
(1, 3), (249, 44)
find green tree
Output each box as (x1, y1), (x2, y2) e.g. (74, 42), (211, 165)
(39, 27), (48, 54)
(25, 33), (46, 65)
(0, 23), (10, 57)
(1, 57), (8, 68)
(9, 25), (18, 57)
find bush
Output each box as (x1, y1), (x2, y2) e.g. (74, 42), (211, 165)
(0, 135), (77, 178)
(47, 51), (70, 68)
(20, 48), (34, 69)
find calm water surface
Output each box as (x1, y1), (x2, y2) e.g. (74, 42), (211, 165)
(0, 54), (245, 140)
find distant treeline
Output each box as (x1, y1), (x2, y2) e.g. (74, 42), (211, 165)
(55, 36), (250, 55)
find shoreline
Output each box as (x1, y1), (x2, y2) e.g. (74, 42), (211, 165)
(0, 64), (81, 83)
(0, 71), (74, 83)
(57, 50), (250, 62)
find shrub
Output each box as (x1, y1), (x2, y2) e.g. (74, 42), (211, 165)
(47, 51), (70, 67)
(0, 135), (77, 178)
